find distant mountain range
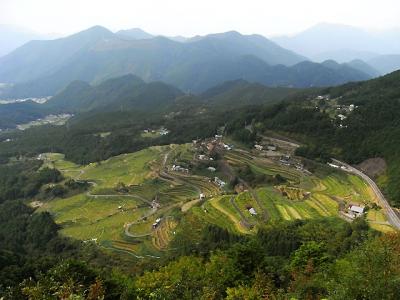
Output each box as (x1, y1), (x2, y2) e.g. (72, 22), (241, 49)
(0, 25), (375, 98)
(272, 23), (400, 74)
(0, 24), (60, 58)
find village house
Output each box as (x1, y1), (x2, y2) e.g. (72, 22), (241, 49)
(207, 166), (217, 172)
(171, 165), (189, 173)
(254, 144), (263, 151)
(214, 177), (226, 187)
(152, 218), (162, 229)
(159, 128), (170, 135)
(349, 205), (365, 218)
(248, 207), (257, 216)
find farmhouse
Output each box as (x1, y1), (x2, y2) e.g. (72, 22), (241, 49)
(248, 207), (257, 216)
(267, 145), (277, 151)
(171, 165), (189, 173)
(199, 193), (206, 200)
(254, 144), (263, 151)
(159, 128), (170, 135)
(349, 205), (365, 217)
(207, 166), (217, 172)
(223, 143), (233, 151)
(152, 218), (162, 229)
(214, 177), (226, 187)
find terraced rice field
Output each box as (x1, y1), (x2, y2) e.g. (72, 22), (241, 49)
(193, 147), (386, 234)
(152, 217), (178, 250)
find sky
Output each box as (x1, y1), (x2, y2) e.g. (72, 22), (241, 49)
(1, 0), (400, 37)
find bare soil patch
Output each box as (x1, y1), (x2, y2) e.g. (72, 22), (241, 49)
(356, 158), (387, 179)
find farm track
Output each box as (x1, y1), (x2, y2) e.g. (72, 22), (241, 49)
(229, 196), (252, 229)
(220, 157), (270, 222)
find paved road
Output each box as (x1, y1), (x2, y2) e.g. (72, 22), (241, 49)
(332, 158), (400, 230)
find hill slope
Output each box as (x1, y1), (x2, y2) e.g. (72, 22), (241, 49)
(45, 74), (183, 113)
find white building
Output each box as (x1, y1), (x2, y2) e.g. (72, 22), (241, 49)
(248, 207), (257, 216)
(214, 177), (226, 187)
(349, 205), (364, 216)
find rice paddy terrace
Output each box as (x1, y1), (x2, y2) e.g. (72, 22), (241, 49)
(37, 140), (394, 259)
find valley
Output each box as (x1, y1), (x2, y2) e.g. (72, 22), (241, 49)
(1, 9), (400, 298)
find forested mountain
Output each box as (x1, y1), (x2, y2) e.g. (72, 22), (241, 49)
(45, 74), (183, 113)
(0, 26), (372, 98)
(200, 79), (300, 107)
(0, 26), (114, 84)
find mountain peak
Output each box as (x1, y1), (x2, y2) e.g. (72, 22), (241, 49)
(116, 28), (153, 40)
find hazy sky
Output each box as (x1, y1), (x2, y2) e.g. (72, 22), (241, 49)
(1, 0), (400, 37)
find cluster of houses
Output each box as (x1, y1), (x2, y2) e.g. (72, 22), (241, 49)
(171, 164), (189, 173)
(316, 95), (330, 101)
(143, 127), (170, 136)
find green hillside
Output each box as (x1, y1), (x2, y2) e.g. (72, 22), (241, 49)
(227, 70), (400, 206)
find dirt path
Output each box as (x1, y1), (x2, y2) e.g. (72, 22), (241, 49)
(219, 158), (269, 221)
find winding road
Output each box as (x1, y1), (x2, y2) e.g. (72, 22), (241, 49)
(332, 158), (400, 230)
